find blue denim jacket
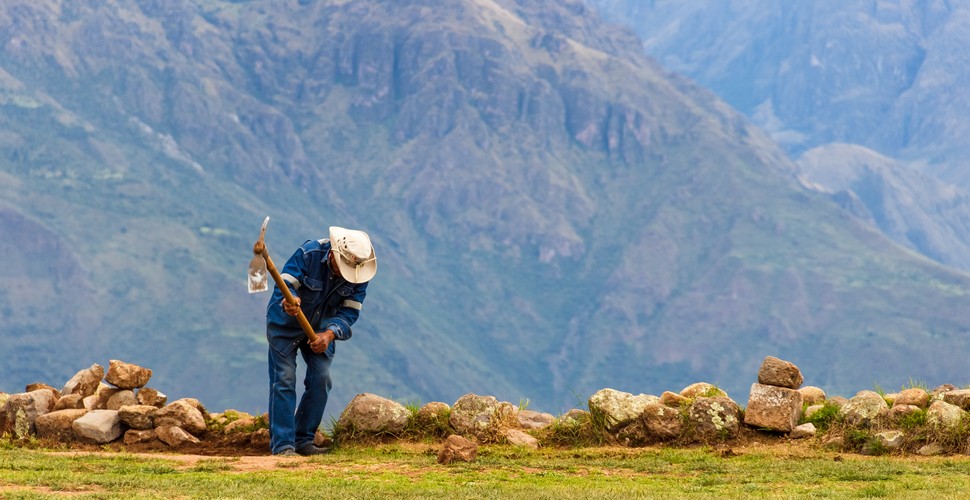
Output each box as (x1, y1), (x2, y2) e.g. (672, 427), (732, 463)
(266, 238), (368, 358)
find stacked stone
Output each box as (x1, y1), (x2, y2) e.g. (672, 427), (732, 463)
(743, 356), (805, 434)
(0, 360), (209, 448)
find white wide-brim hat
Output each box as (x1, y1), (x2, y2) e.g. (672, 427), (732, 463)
(329, 226), (377, 283)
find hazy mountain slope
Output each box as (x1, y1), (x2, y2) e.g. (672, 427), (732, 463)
(1, 0), (969, 416)
(585, 0), (970, 174)
(798, 144), (970, 270)
(586, 0), (970, 272)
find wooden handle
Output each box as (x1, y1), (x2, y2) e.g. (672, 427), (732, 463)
(261, 248), (319, 343)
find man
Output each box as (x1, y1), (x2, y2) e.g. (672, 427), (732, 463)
(266, 225), (377, 456)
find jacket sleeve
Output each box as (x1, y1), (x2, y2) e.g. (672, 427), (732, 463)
(323, 281), (368, 341)
(277, 244), (309, 299)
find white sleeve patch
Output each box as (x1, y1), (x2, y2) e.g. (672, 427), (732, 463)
(281, 273), (301, 290)
(342, 300), (362, 310)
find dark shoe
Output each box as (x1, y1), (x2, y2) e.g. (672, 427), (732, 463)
(296, 443), (331, 456)
(274, 448), (298, 457)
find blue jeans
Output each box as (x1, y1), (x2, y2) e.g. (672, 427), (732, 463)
(267, 340), (332, 454)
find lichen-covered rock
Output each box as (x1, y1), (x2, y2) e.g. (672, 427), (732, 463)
(517, 409), (555, 430)
(839, 391), (888, 427)
(415, 402), (451, 432)
(875, 430), (904, 451)
(449, 394), (516, 441)
(688, 396), (741, 441)
(588, 388), (660, 432)
(2, 389), (56, 437)
(336, 393), (410, 435)
(926, 400), (964, 429)
(679, 383), (727, 399)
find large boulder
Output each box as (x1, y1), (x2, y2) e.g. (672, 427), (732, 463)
(2, 389), (56, 437)
(757, 356), (804, 389)
(72, 410), (123, 444)
(336, 393), (410, 436)
(588, 388), (660, 432)
(61, 364), (104, 398)
(105, 360), (153, 389)
(744, 383), (803, 433)
(449, 394), (516, 441)
(688, 397), (741, 442)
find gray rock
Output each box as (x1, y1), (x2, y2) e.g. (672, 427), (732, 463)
(917, 443), (945, 456)
(336, 393), (410, 435)
(757, 356), (804, 389)
(744, 383), (803, 432)
(105, 359), (153, 389)
(72, 410), (122, 444)
(558, 409), (588, 424)
(588, 388), (660, 432)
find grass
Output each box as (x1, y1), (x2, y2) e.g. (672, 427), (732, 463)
(4, 443), (970, 498)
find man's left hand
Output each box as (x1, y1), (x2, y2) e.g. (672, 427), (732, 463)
(309, 329), (335, 353)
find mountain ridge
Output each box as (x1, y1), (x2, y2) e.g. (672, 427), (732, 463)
(1, 0), (969, 416)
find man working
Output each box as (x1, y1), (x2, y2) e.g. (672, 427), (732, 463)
(265, 226), (377, 456)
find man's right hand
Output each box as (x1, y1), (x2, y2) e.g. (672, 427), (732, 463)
(282, 297), (301, 316)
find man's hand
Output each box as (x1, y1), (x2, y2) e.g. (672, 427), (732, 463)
(282, 297), (301, 316)
(309, 329), (335, 353)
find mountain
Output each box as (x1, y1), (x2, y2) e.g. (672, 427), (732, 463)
(2, 0), (970, 416)
(586, 0), (970, 271)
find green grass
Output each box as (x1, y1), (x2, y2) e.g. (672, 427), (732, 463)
(4, 444), (970, 498)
